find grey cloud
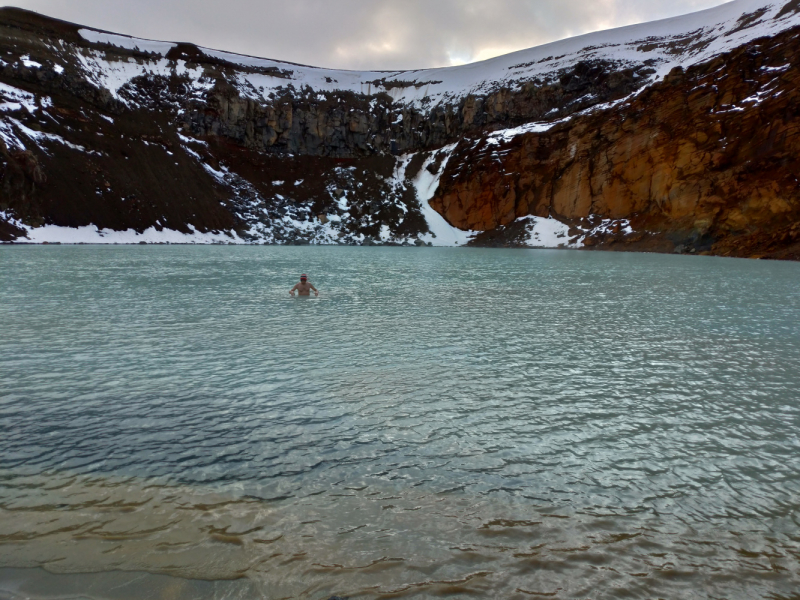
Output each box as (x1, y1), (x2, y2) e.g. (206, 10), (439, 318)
(8, 0), (727, 70)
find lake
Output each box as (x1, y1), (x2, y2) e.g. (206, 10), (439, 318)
(1, 246), (799, 599)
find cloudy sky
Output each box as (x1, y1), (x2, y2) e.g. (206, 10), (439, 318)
(9, 0), (729, 70)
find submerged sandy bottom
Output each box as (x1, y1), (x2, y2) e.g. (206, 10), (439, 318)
(1, 470), (798, 599)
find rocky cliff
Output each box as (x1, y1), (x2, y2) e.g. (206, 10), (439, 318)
(432, 25), (800, 259)
(0, 0), (799, 258)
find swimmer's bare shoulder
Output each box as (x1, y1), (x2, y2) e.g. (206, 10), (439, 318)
(290, 274), (319, 297)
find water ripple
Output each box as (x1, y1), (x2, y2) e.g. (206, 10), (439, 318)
(1, 246), (799, 599)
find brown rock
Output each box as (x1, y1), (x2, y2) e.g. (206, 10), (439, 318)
(431, 26), (800, 258)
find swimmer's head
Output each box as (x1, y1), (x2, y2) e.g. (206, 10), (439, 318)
(300, 274), (308, 281)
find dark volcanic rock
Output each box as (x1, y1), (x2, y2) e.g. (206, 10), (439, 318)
(0, 2), (799, 258)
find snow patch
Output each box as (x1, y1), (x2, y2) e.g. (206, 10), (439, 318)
(74, 51), (206, 104)
(0, 82), (45, 113)
(182, 145), (202, 160)
(397, 146), (477, 246)
(201, 161), (228, 182)
(521, 216), (577, 248)
(2, 212), (243, 245)
(0, 114), (92, 154)
(589, 218), (634, 237)
(762, 63), (790, 72)
(9, 118), (90, 153)
(487, 120), (565, 144)
(78, 29), (176, 56)
(517, 216), (634, 248)
(178, 133), (208, 146)
(19, 55), (42, 69)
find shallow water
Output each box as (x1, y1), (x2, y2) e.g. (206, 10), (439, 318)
(1, 246), (799, 599)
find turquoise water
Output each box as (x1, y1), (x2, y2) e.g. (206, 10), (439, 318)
(1, 246), (799, 599)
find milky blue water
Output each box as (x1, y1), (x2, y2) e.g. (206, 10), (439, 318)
(1, 246), (799, 600)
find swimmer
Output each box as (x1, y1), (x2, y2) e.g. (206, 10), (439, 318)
(290, 274), (319, 297)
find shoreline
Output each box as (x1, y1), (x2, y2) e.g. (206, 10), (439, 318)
(3, 240), (798, 261)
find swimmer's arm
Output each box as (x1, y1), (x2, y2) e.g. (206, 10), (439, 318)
(310, 284), (319, 296)
(289, 284), (299, 296)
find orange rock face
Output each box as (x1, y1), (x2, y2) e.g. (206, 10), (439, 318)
(431, 27), (800, 258)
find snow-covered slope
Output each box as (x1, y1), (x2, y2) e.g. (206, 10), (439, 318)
(68, 0), (800, 110)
